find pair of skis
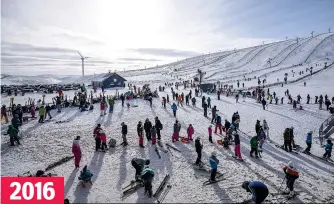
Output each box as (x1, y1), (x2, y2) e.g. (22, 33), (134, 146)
(154, 174), (172, 203)
(121, 180), (144, 200)
(300, 150), (334, 165)
(274, 144), (299, 154)
(202, 174), (225, 186)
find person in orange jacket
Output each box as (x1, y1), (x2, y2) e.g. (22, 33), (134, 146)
(282, 161), (299, 197)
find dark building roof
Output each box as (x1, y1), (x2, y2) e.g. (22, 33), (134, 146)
(92, 72), (127, 83)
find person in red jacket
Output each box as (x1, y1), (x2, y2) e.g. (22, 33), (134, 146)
(99, 129), (108, 151)
(100, 101), (105, 116)
(187, 124), (194, 140)
(93, 124), (102, 151)
(72, 136), (81, 168)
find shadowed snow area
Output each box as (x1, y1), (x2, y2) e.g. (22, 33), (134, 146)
(1, 33), (334, 203)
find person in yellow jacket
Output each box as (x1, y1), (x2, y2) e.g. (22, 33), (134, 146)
(39, 105), (46, 123)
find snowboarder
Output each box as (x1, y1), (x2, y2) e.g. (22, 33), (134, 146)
(304, 131), (312, 153)
(140, 166), (155, 198)
(72, 136), (81, 168)
(207, 97), (211, 108)
(187, 124), (194, 140)
(131, 158), (150, 180)
(144, 118), (152, 141)
(234, 133), (242, 160)
(282, 161), (299, 197)
(261, 98), (267, 110)
(137, 121), (144, 148)
(191, 97), (196, 107)
(323, 139), (332, 158)
(39, 105), (45, 123)
(1, 105), (9, 123)
(211, 106), (218, 123)
(7, 125), (20, 146)
(255, 120), (261, 135)
(195, 137), (203, 165)
(93, 124), (102, 151)
(214, 115), (223, 134)
(209, 151), (219, 181)
(203, 102), (208, 117)
(121, 122), (128, 146)
(155, 117), (163, 141)
(283, 128), (292, 152)
(250, 136), (259, 158)
(171, 103), (177, 117)
(307, 94), (310, 104)
(208, 125), (213, 143)
(241, 181), (269, 204)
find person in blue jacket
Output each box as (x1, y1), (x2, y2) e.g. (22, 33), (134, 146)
(171, 103), (177, 117)
(323, 139), (333, 158)
(209, 151), (219, 181)
(242, 181), (269, 204)
(304, 131), (312, 153)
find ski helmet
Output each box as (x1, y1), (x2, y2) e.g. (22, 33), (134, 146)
(211, 151), (217, 156)
(145, 159), (150, 165)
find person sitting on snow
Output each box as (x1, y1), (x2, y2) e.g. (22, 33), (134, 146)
(242, 181), (269, 204)
(78, 165), (93, 187)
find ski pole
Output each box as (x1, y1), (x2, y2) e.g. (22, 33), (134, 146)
(278, 177), (285, 193)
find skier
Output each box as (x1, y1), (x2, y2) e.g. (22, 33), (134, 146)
(155, 117), (163, 141)
(304, 131), (312, 154)
(202, 96), (205, 108)
(172, 120), (179, 142)
(234, 133), (242, 160)
(131, 158), (150, 180)
(208, 125), (213, 143)
(211, 105), (218, 123)
(214, 115), (223, 134)
(209, 151), (219, 181)
(140, 166), (155, 198)
(93, 124), (102, 151)
(203, 102), (208, 117)
(45, 104), (52, 119)
(151, 126), (157, 145)
(224, 119), (231, 136)
(38, 105), (45, 123)
(323, 139), (333, 158)
(207, 97), (211, 108)
(282, 161), (299, 197)
(191, 97), (196, 107)
(263, 120), (269, 139)
(137, 121), (144, 148)
(1, 105), (9, 123)
(121, 122), (128, 146)
(283, 128), (292, 152)
(241, 181), (269, 204)
(307, 94), (310, 104)
(187, 124), (194, 140)
(72, 136), (81, 168)
(250, 136), (259, 158)
(144, 119), (152, 141)
(195, 137), (203, 165)
(261, 98), (267, 110)
(171, 103), (177, 117)
(7, 125), (20, 146)
(255, 120), (261, 135)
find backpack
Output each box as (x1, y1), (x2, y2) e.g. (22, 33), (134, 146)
(108, 138), (116, 147)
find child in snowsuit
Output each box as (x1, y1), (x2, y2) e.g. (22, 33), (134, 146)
(208, 125), (213, 143)
(140, 167), (155, 198)
(72, 136), (81, 168)
(7, 125), (20, 146)
(209, 151), (219, 181)
(151, 126), (157, 145)
(282, 161), (299, 197)
(78, 165), (93, 187)
(242, 181), (269, 204)
(99, 129), (108, 151)
(137, 121), (144, 148)
(323, 139), (333, 158)
(93, 124), (102, 151)
(171, 103), (177, 117)
(304, 131), (312, 153)
(234, 133), (242, 160)
(195, 137), (203, 165)
(39, 105), (46, 123)
(250, 136), (259, 158)
(121, 122), (128, 146)
(187, 124), (194, 140)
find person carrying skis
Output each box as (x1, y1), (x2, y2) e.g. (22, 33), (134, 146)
(208, 125), (213, 143)
(191, 97), (196, 107)
(234, 133), (242, 160)
(211, 105), (218, 123)
(7, 125), (20, 146)
(187, 124), (194, 140)
(283, 128), (292, 152)
(207, 97), (211, 108)
(282, 161), (299, 197)
(137, 121), (144, 148)
(93, 124), (102, 151)
(250, 136), (259, 158)
(39, 105), (46, 123)
(144, 118), (152, 141)
(255, 120), (261, 135)
(131, 158), (150, 180)
(323, 139), (333, 158)
(72, 136), (81, 168)
(214, 115), (223, 134)
(195, 137), (203, 165)
(209, 151), (219, 181)
(155, 117), (163, 141)
(121, 122), (128, 146)
(224, 119), (231, 136)
(151, 126), (157, 145)
(140, 166), (155, 198)
(171, 103), (177, 117)
(203, 102), (208, 117)
(241, 181), (269, 204)
(304, 131), (312, 154)
(261, 98), (267, 110)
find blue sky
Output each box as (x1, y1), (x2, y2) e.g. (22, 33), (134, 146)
(1, 0), (333, 75)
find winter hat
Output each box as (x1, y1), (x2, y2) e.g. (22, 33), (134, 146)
(308, 131), (313, 135)
(242, 181), (250, 191)
(288, 161), (294, 168)
(121, 122), (124, 126)
(145, 159), (150, 165)
(211, 151), (217, 156)
(328, 139), (332, 144)
(209, 125), (212, 128)
(195, 137), (200, 141)
(75, 136), (80, 140)
(97, 124), (101, 127)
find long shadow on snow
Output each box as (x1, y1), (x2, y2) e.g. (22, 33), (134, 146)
(64, 169), (78, 197)
(116, 147), (128, 190)
(103, 113), (113, 127)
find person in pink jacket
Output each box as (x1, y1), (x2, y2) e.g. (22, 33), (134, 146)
(208, 125), (213, 143)
(72, 136), (81, 168)
(99, 129), (108, 151)
(187, 124), (194, 141)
